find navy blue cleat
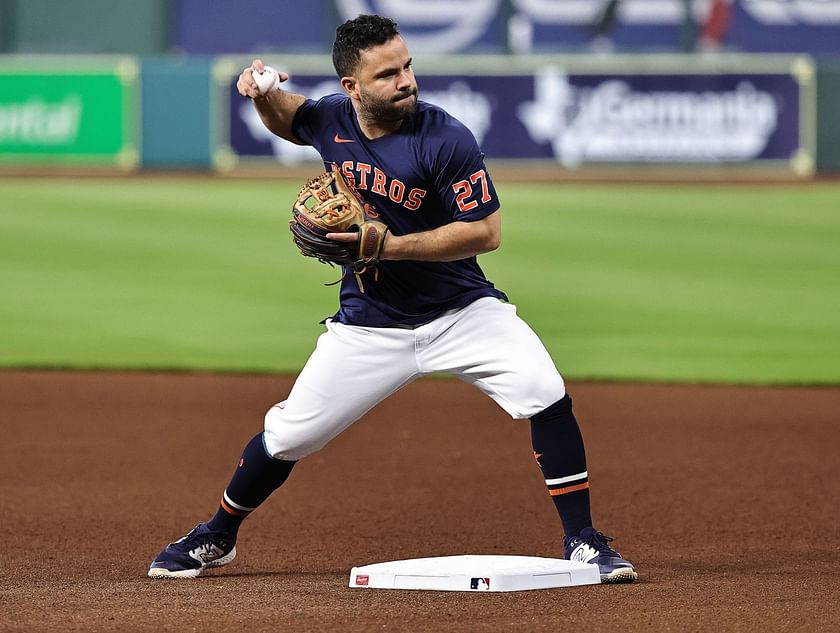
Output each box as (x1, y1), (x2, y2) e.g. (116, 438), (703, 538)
(148, 523), (237, 579)
(564, 527), (638, 583)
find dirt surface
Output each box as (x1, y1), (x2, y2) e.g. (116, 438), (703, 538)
(1, 370), (838, 632)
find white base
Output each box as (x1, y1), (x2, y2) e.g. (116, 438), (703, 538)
(349, 555), (600, 592)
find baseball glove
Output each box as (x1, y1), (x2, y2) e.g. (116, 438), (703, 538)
(289, 166), (389, 292)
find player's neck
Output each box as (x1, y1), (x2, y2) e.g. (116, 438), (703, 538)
(355, 112), (403, 140)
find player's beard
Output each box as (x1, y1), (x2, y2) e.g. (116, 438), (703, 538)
(359, 86), (418, 124)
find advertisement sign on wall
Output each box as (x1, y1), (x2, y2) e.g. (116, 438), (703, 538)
(216, 55), (815, 175)
(0, 58), (139, 169)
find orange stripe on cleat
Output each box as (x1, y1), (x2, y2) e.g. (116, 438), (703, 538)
(548, 482), (590, 496)
(220, 498), (249, 517)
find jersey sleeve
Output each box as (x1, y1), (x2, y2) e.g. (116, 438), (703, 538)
(290, 98), (318, 146)
(291, 94), (344, 150)
(430, 117), (500, 222)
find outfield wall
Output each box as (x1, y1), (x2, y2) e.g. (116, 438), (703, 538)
(1, 53), (838, 175)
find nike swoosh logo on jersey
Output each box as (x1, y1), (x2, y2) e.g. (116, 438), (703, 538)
(334, 133), (355, 143)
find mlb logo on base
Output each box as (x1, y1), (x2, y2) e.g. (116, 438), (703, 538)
(470, 577), (491, 590)
(355, 574), (369, 586)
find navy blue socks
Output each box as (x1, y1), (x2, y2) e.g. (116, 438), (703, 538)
(206, 432), (296, 535)
(530, 394), (593, 538)
(207, 400), (591, 540)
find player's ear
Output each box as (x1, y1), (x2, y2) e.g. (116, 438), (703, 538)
(340, 76), (359, 99)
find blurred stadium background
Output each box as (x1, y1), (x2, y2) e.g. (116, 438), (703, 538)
(0, 0), (838, 383)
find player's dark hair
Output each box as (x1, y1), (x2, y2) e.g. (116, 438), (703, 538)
(332, 14), (400, 77)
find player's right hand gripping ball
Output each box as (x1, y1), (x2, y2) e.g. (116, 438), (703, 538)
(289, 166), (389, 292)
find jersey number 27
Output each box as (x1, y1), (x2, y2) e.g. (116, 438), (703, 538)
(452, 169), (492, 213)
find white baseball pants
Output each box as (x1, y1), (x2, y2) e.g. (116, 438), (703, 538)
(263, 297), (565, 460)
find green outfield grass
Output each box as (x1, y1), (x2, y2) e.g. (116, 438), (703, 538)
(1, 177), (838, 384)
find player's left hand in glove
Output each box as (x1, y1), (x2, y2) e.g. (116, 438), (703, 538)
(289, 165), (389, 292)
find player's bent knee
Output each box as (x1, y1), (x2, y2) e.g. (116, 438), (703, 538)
(519, 374), (566, 417)
(531, 392), (574, 424)
(535, 373), (566, 405)
(263, 401), (325, 461)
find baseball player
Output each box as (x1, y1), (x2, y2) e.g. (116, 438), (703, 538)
(148, 14), (637, 583)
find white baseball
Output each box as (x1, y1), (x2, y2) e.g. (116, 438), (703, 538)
(252, 65), (280, 95)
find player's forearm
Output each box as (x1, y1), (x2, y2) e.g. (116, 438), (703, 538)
(383, 212), (501, 262)
(253, 90), (307, 143)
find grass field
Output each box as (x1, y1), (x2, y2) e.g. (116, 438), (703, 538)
(1, 177), (838, 384)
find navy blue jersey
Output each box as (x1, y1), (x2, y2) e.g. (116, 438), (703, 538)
(292, 94), (507, 327)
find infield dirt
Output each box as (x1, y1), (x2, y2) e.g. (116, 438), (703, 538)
(1, 371), (838, 632)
